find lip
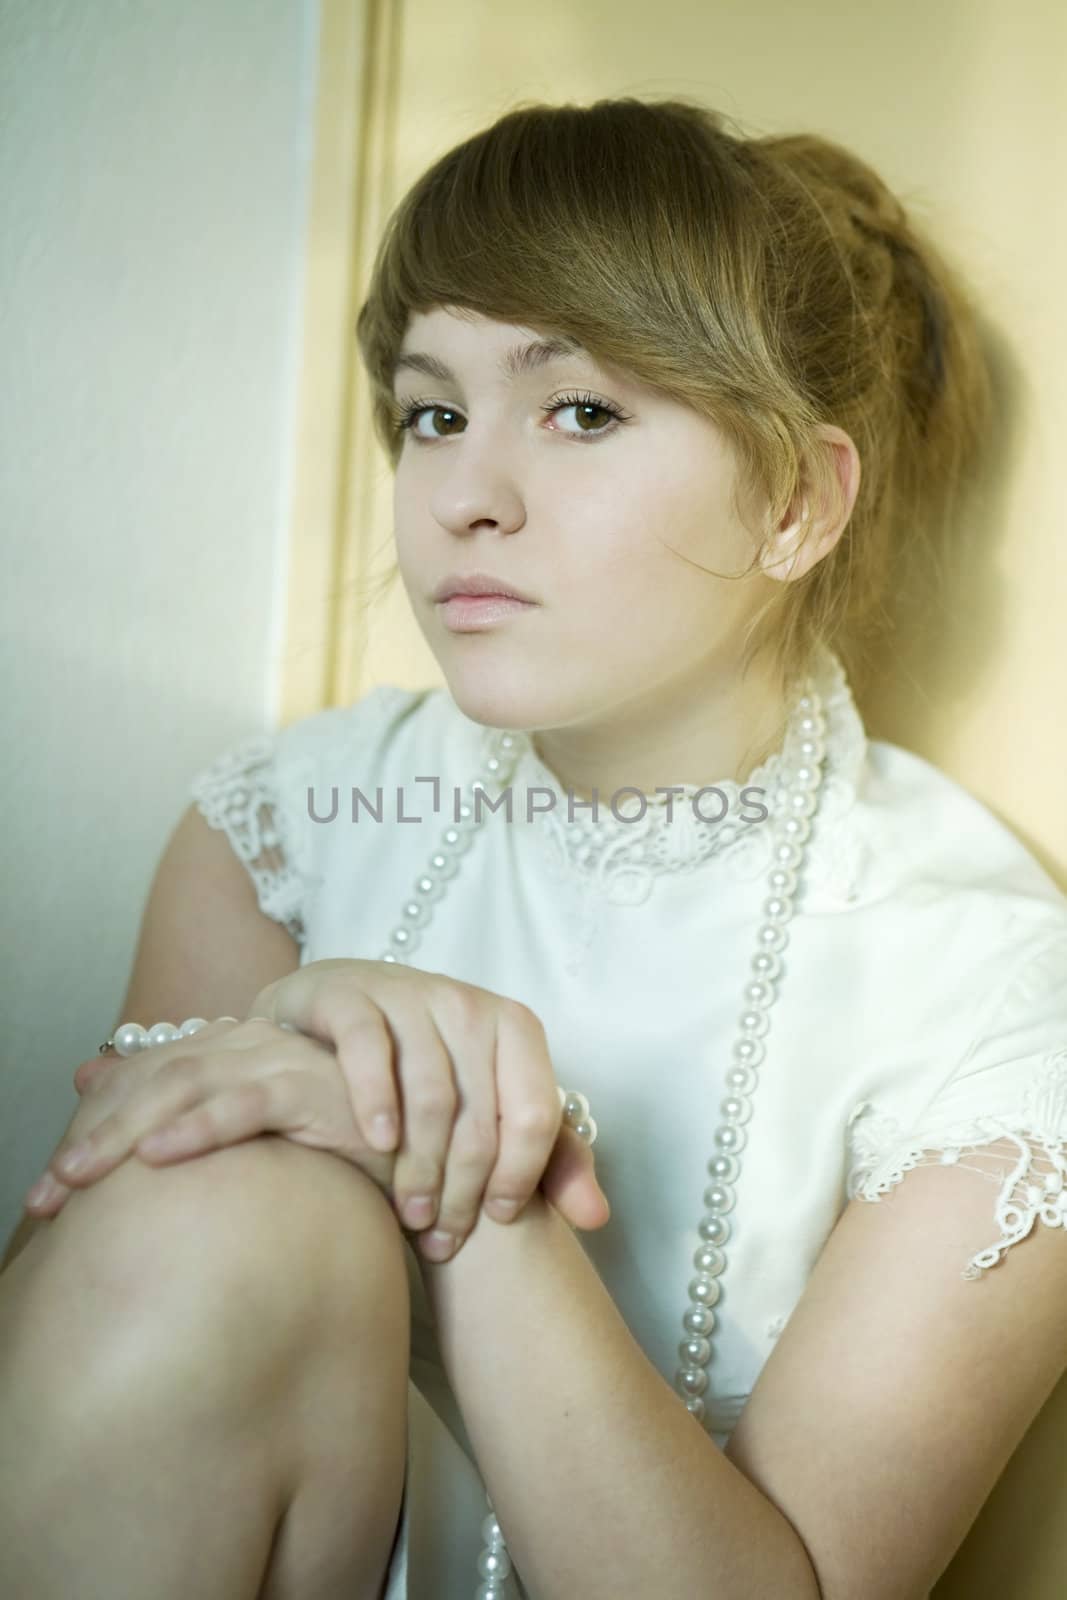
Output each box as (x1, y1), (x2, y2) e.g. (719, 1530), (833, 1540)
(431, 570), (537, 603)
(437, 594), (537, 631)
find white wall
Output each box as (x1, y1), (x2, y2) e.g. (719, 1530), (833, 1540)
(0, 0), (319, 1240)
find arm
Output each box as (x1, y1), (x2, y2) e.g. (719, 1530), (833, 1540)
(420, 1153), (1067, 1599)
(418, 1193), (820, 1598)
(1, 801), (301, 1273)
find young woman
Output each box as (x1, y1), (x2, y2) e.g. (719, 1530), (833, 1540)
(4, 96), (1067, 1600)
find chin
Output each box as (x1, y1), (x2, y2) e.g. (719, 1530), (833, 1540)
(439, 666), (559, 734)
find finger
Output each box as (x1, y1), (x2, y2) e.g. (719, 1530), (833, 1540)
(262, 968), (402, 1153)
(415, 1029), (500, 1262)
(539, 1122), (611, 1232)
(23, 1171), (72, 1214)
(479, 1003), (561, 1225)
(73, 1054), (114, 1094)
(136, 1078), (284, 1162)
(321, 987), (401, 1153)
(48, 1056), (210, 1185)
(387, 1006), (458, 1232)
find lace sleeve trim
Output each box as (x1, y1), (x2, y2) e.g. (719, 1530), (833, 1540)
(189, 732), (318, 947)
(845, 1050), (1067, 1280)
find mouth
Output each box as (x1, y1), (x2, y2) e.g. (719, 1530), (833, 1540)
(431, 572), (537, 604)
(436, 593), (538, 631)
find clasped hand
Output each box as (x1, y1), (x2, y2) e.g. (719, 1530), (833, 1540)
(23, 959), (610, 1264)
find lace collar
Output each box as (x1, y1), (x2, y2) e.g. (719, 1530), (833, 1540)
(478, 642), (868, 909)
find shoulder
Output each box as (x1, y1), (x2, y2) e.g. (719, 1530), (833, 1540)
(841, 734), (1067, 945)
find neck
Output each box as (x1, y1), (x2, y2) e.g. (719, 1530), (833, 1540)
(528, 656), (793, 807)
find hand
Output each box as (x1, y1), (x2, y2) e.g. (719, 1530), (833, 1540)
(247, 960), (608, 1258)
(29, 1016), (399, 1207)
(32, 998), (611, 1261)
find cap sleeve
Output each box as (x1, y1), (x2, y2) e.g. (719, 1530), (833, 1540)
(187, 684), (426, 951)
(846, 931), (1067, 1279)
(188, 731), (315, 947)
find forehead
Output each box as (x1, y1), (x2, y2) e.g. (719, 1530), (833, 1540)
(391, 310), (599, 388)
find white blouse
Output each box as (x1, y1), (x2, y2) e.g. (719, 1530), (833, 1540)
(189, 644), (1067, 1597)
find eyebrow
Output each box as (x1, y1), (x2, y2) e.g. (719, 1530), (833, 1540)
(391, 335), (589, 388)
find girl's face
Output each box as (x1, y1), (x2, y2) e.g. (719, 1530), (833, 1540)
(391, 305), (778, 741)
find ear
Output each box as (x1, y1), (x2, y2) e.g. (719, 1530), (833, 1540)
(759, 426), (861, 584)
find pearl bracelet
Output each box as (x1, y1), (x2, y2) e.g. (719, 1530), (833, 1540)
(99, 1017), (229, 1055)
(98, 1018), (598, 1146)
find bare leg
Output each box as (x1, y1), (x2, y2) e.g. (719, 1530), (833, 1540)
(0, 1137), (410, 1600)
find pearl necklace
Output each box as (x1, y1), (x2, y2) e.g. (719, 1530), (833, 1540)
(370, 671), (830, 1598)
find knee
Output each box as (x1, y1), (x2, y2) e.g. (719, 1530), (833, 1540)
(1, 1138), (409, 1396)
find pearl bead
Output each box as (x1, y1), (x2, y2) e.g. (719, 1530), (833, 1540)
(677, 1366), (709, 1396)
(428, 851), (459, 877)
(698, 1210), (731, 1246)
(179, 1017), (209, 1036)
(113, 1022), (147, 1056)
(684, 1303), (718, 1334)
(693, 1244), (725, 1274)
(762, 894), (793, 924)
(146, 1022), (181, 1047)
(442, 825), (474, 852)
(714, 1122), (746, 1153)
(738, 1008), (769, 1037)
(680, 1335), (712, 1364)
(706, 1154), (739, 1183)
(477, 1547), (512, 1579)
(720, 1095), (752, 1125)
(732, 1035), (764, 1066)
(726, 1064), (757, 1095)
(481, 1513), (503, 1545)
(689, 1272), (723, 1304)
(743, 980), (773, 1008)
(703, 1183), (735, 1212)
(685, 1395), (706, 1419)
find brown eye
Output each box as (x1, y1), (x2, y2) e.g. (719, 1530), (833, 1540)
(542, 392), (628, 438)
(394, 403), (464, 439)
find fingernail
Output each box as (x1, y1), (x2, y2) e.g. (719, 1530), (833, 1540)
(57, 1146), (92, 1177)
(26, 1175), (60, 1207)
(403, 1194), (435, 1227)
(421, 1230), (454, 1261)
(488, 1198), (520, 1220)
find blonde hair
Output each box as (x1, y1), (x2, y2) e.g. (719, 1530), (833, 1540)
(355, 95), (994, 703)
